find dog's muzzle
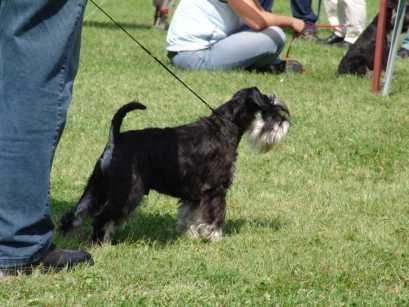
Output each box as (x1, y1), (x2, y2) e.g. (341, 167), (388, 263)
(247, 98), (290, 153)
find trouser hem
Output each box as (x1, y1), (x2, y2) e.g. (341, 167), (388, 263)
(0, 240), (52, 269)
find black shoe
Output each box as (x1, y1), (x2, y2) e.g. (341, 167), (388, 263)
(266, 59), (304, 74)
(40, 244), (94, 270)
(0, 244), (93, 277)
(322, 32), (345, 45)
(285, 59), (304, 73)
(398, 47), (409, 59)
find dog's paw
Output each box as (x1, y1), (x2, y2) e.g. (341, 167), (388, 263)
(184, 224), (223, 242)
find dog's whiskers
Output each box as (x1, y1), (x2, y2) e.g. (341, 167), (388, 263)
(248, 113), (290, 153)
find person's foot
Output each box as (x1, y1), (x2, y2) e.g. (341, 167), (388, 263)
(0, 244), (93, 277)
(40, 244), (93, 270)
(266, 59), (304, 74)
(285, 59), (304, 73)
(321, 32), (345, 45)
(398, 47), (409, 59)
(299, 26), (318, 41)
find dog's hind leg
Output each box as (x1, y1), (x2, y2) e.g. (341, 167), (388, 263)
(58, 160), (109, 234)
(177, 191), (227, 242)
(91, 168), (145, 244)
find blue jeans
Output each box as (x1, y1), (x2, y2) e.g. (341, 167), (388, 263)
(170, 27), (285, 70)
(0, 0), (87, 268)
(291, 0), (318, 25)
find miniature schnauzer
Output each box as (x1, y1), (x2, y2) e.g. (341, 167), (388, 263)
(58, 87), (290, 243)
(338, 0), (409, 76)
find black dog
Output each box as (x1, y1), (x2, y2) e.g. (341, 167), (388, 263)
(338, 0), (409, 76)
(59, 87), (290, 243)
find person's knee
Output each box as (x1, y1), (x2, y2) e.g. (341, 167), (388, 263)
(263, 26), (286, 53)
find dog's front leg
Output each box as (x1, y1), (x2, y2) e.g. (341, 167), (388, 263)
(177, 191), (226, 242)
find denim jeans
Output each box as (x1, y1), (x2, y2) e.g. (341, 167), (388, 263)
(170, 27), (285, 71)
(0, 0), (87, 268)
(290, 0), (318, 25)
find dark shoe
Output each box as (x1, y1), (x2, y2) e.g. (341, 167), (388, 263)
(300, 27), (318, 41)
(321, 32), (345, 45)
(0, 244), (93, 277)
(266, 59), (304, 74)
(40, 244), (94, 270)
(285, 59), (304, 73)
(398, 47), (409, 58)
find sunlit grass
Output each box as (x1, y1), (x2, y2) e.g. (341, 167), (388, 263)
(2, 1), (409, 305)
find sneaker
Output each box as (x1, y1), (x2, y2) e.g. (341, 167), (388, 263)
(398, 47), (409, 58)
(300, 27), (318, 42)
(0, 244), (93, 277)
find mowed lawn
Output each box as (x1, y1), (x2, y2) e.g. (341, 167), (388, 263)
(2, 1), (409, 305)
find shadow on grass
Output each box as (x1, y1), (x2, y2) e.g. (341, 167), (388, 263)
(83, 20), (151, 31)
(52, 199), (286, 248)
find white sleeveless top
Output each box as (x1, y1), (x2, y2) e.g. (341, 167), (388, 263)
(166, 0), (243, 52)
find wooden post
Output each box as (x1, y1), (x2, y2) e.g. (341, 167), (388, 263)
(372, 0), (388, 94)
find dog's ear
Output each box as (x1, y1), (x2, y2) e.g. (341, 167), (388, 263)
(248, 87), (265, 107)
(234, 87), (267, 108)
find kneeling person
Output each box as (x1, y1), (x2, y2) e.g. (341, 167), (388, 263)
(166, 0), (305, 73)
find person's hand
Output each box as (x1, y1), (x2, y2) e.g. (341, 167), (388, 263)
(291, 18), (305, 34)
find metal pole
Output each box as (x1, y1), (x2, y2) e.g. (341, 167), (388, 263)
(372, 0), (388, 94)
(382, 0), (407, 96)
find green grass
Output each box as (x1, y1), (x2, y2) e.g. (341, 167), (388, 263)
(2, 1), (409, 305)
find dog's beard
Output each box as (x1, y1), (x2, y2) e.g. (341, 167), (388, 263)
(247, 112), (290, 153)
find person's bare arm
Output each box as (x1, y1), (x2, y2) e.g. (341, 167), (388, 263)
(227, 0), (304, 32)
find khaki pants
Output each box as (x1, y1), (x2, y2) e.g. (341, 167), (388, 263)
(324, 0), (367, 44)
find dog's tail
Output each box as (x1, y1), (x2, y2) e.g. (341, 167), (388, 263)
(100, 102), (146, 173)
(110, 101), (146, 145)
(58, 102), (146, 235)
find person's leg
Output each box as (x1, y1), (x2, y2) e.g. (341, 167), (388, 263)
(291, 0), (318, 25)
(323, 0), (345, 39)
(153, 0), (171, 30)
(342, 0), (366, 44)
(0, 0), (88, 269)
(260, 0), (273, 12)
(291, 0), (319, 40)
(402, 31), (409, 50)
(398, 30), (409, 58)
(170, 27), (286, 71)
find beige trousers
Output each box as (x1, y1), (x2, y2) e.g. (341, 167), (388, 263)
(324, 0), (367, 43)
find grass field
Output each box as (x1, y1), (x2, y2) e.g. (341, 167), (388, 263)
(2, 0), (409, 305)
